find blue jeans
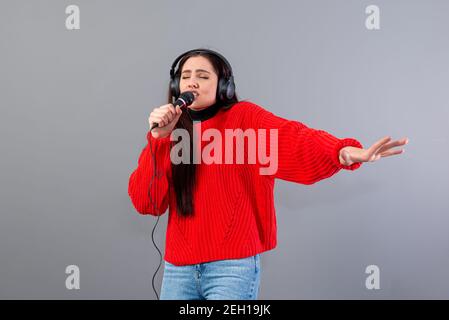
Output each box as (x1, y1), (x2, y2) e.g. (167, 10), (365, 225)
(160, 254), (261, 300)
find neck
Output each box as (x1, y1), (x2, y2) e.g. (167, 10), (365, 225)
(187, 103), (222, 122)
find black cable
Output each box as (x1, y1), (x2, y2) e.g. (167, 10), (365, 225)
(147, 107), (193, 300)
(147, 130), (163, 300)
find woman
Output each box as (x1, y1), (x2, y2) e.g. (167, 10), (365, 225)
(128, 48), (408, 300)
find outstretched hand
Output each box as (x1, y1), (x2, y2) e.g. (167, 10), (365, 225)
(339, 136), (409, 166)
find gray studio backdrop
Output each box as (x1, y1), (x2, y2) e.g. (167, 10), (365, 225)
(1, 0), (448, 299)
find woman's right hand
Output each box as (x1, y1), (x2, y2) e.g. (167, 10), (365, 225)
(149, 103), (183, 139)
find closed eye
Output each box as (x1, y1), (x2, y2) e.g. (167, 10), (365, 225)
(182, 76), (209, 79)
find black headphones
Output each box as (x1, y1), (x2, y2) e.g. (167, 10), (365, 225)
(169, 48), (236, 103)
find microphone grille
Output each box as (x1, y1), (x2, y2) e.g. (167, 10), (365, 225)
(179, 91), (195, 105)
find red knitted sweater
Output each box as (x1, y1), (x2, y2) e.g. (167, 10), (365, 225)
(128, 101), (363, 266)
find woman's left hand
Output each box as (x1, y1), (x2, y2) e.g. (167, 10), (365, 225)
(339, 136), (409, 166)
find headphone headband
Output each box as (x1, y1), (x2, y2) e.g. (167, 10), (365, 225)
(170, 48), (234, 80)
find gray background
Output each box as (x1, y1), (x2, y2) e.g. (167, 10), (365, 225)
(1, 0), (448, 299)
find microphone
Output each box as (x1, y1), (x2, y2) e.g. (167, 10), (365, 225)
(150, 91), (195, 131)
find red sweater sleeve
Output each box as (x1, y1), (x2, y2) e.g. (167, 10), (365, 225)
(128, 131), (171, 216)
(250, 104), (364, 185)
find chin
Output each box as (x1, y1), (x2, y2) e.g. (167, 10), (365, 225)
(189, 101), (209, 110)
(189, 105), (208, 111)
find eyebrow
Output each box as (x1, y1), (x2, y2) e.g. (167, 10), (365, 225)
(181, 69), (211, 74)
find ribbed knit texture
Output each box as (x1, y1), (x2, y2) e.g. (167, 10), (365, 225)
(128, 101), (363, 266)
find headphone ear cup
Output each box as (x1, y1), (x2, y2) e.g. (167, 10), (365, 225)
(170, 75), (180, 98)
(226, 77), (235, 100)
(219, 77), (235, 101)
(217, 77), (227, 101)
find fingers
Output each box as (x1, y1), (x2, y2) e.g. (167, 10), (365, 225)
(150, 115), (168, 127)
(150, 115), (167, 127)
(363, 136), (391, 161)
(162, 105), (180, 117)
(370, 136), (392, 154)
(153, 108), (175, 119)
(357, 136), (409, 163)
(166, 104), (182, 116)
(151, 107), (176, 126)
(149, 104), (182, 128)
(377, 137), (409, 154)
(371, 137), (408, 161)
(380, 148), (405, 158)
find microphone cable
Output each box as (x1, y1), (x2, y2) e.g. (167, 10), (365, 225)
(147, 128), (163, 300)
(147, 100), (194, 300)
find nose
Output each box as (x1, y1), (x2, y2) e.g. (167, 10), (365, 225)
(187, 80), (199, 89)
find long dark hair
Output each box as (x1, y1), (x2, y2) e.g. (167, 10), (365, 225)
(167, 50), (239, 218)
